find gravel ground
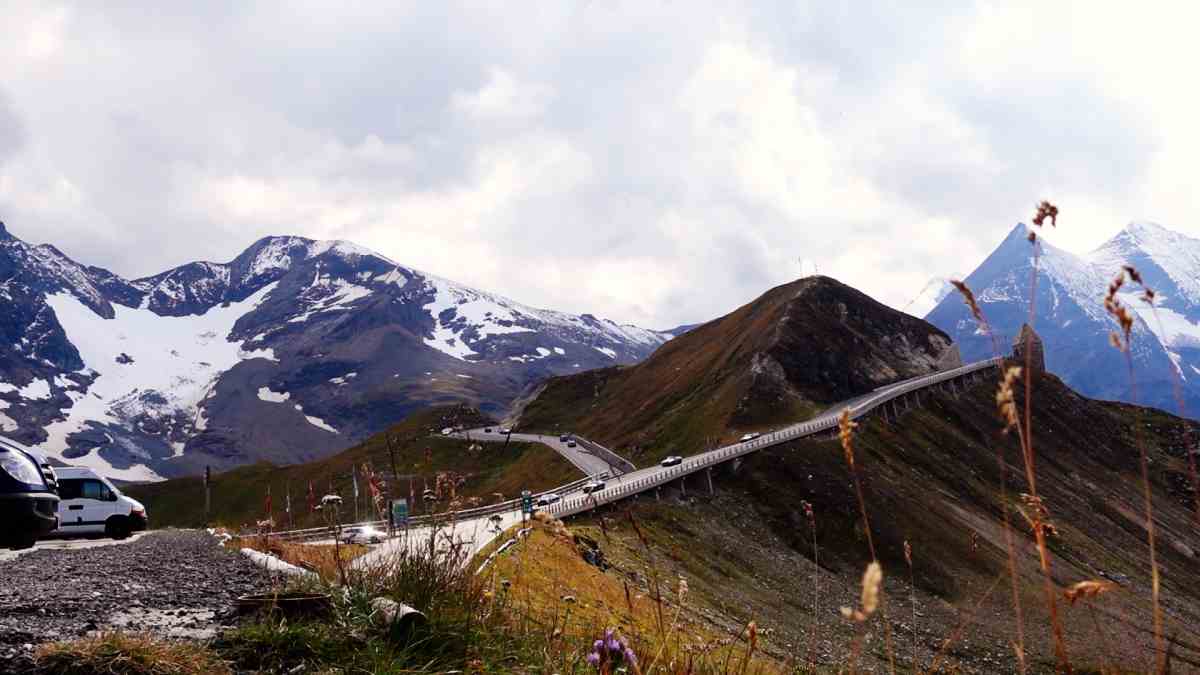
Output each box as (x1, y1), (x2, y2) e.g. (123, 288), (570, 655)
(0, 530), (267, 670)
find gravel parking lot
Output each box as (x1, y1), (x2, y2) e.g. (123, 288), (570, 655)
(0, 530), (267, 669)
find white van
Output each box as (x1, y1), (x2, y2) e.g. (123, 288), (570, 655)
(51, 467), (147, 539)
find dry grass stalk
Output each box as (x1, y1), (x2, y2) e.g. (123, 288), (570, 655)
(838, 411), (857, 471)
(836, 410), (896, 674)
(841, 561), (883, 622)
(951, 279), (985, 325)
(34, 632), (232, 675)
(997, 366), (1022, 434)
(1032, 200), (1059, 227)
(801, 500), (820, 672)
(1135, 281), (1200, 525)
(1063, 580), (1115, 606)
(904, 540), (918, 671)
(951, 278), (1026, 673)
(1105, 265), (1166, 672)
(1020, 201), (1070, 671)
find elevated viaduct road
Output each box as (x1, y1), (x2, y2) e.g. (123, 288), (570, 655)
(302, 357), (1002, 568)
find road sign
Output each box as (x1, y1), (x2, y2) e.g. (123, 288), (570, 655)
(392, 498), (409, 526)
(521, 490), (533, 515)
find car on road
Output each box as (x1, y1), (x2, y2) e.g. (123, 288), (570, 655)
(559, 433), (570, 442)
(484, 427), (493, 433)
(535, 492), (561, 507)
(582, 481), (606, 494)
(566, 439), (577, 448)
(0, 436), (60, 550)
(499, 427), (512, 435)
(341, 525), (386, 544)
(52, 467), (147, 540)
(739, 432), (762, 442)
(660, 456), (683, 467)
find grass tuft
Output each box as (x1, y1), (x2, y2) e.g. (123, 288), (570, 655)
(33, 632), (231, 675)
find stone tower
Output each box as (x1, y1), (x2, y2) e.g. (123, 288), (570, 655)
(1012, 323), (1045, 374)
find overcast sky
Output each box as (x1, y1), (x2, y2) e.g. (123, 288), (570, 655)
(2, 2), (1197, 328)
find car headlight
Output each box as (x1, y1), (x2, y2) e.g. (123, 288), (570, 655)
(0, 449), (46, 489)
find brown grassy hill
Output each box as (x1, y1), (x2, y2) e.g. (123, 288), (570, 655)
(521, 370), (1200, 671)
(519, 275), (956, 462)
(126, 405), (579, 529)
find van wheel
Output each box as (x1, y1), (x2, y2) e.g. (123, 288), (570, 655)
(105, 517), (130, 540)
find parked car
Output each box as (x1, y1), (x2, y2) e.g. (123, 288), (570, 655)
(535, 492), (562, 507)
(342, 525), (386, 544)
(739, 432), (761, 442)
(582, 481), (606, 494)
(0, 436), (60, 550)
(52, 467), (146, 540)
(660, 456), (683, 467)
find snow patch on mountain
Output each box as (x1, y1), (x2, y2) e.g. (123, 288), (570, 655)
(902, 277), (955, 318)
(289, 276), (374, 323)
(33, 282), (280, 479)
(421, 276), (536, 360)
(0, 401), (17, 432)
(257, 387), (290, 403)
(292, 403), (337, 434)
(18, 378), (52, 401)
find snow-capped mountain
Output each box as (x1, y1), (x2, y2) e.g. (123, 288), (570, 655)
(0, 220), (673, 480)
(901, 277), (955, 318)
(925, 221), (1196, 416)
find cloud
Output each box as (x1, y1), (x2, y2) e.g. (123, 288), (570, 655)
(0, 1), (1193, 327)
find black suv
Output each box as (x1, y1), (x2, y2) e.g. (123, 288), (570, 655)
(0, 436), (59, 550)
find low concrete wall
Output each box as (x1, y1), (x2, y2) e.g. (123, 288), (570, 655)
(575, 437), (636, 475)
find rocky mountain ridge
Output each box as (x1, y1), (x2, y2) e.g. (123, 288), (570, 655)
(925, 221), (1199, 415)
(0, 219), (673, 480)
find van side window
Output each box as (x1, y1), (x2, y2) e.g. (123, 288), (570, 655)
(57, 478), (83, 500)
(81, 480), (108, 501)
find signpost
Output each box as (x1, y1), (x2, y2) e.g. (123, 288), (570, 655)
(203, 466), (211, 522)
(391, 498), (409, 532)
(520, 490), (533, 525)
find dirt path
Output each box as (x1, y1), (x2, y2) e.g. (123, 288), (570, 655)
(0, 530), (267, 669)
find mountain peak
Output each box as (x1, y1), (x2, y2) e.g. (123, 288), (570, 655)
(0, 220), (8, 240)
(1124, 220), (1168, 235)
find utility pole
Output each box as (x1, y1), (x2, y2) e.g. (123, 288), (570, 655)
(386, 434), (401, 536)
(203, 466), (211, 523)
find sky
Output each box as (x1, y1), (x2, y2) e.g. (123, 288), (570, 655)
(1, 2), (1198, 329)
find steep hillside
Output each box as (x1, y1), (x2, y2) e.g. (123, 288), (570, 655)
(519, 275), (958, 462)
(126, 405), (579, 529)
(0, 219), (672, 480)
(547, 371), (1200, 671)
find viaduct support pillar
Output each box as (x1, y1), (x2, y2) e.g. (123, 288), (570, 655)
(706, 467), (714, 495)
